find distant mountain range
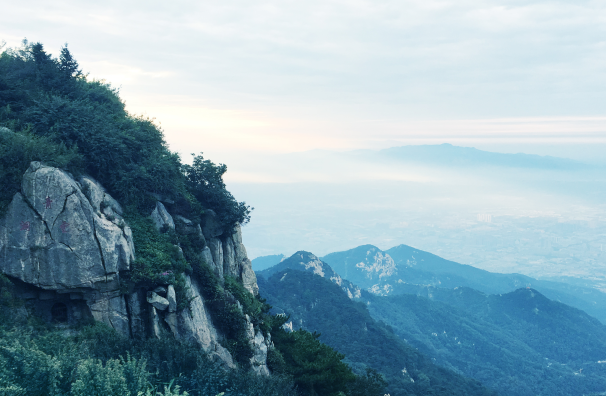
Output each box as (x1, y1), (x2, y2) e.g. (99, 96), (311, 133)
(322, 244), (606, 323)
(255, 247), (606, 396)
(374, 143), (589, 170)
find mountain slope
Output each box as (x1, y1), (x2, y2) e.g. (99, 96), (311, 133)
(258, 267), (499, 396)
(365, 287), (606, 396)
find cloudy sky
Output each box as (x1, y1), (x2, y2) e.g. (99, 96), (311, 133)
(3, 0), (606, 162)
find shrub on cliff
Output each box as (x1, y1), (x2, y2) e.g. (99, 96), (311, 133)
(182, 153), (252, 230)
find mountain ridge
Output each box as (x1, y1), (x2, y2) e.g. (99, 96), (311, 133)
(321, 243), (606, 323)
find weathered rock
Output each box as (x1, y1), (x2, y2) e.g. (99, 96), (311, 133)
(199, 246), (213, 267)
(0, 163), (134, 294)
(150, 306), (161, 339)
(127, 291), (145, 337)
(165, 312), (178, 336)
(251, 331), (270, 375)
(208, 238), (224, 276)
(0, 163), (135, 335)
(79, 176), (105, 214)
(88, 293), (130, 334)
(147, 292), (169, 311)
(243, 314), (269, 375)
(167, 284), (176, 313)
(201, 210), (223, 239)
(222, 237), (237, 277)
(232, 225), (259, 295)
(0, 162), (266, 372)
(177, 275), (235, 368)
(151, 201), (174, 231)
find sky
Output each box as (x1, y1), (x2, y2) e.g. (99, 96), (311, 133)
(3, 0), (606, 165)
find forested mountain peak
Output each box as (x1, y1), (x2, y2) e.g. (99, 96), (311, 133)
(257, 250), (362, 299)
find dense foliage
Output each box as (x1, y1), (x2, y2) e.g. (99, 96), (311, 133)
(366, 287), (606, 396)
(258, 269), (498, 396)
(182, 154), (251, 233)
(269, 328), (355, 396)
(0, 319), (297, 396)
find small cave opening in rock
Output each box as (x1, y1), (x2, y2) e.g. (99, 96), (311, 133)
(51, 302), (68, 323)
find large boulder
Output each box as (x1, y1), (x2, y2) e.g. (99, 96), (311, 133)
(0, 162), (134, 334)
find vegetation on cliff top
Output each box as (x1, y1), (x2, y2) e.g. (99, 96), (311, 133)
(0, 39), (250, 228)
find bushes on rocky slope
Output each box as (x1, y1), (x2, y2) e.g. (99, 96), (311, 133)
(0, 321), (297, 396)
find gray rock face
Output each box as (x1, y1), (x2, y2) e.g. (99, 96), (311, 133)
(175, 215), (197, 235)
(232, 225), (259, 295)
(0, 162), (135, 334)
(208, 238), (224, 278)
(251, 330), (270, 375)
(177, 275), (235, 368)
(167, 284), (177, 313)
(127, 291), (145, 336)
(151, 202), (175, 231)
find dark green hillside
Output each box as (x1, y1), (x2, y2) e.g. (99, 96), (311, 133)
(321, 244), (606, 323)
(258, 269), (499, 396)
(365, 287), (606, 396)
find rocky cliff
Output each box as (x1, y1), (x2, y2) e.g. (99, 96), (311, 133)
(0, 162), (268, 374)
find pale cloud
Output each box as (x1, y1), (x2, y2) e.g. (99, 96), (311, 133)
(2, 0), (606, 158)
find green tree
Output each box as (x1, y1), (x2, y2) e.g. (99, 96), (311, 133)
(182, 153), (252, 231)
(271, 328), (355, 396)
